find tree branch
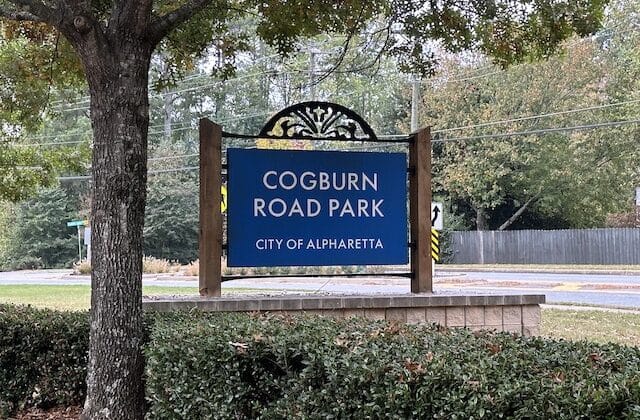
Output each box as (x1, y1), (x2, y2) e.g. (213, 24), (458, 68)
(497, 192), (542, 231)
(109, 0), (153, 37)
(0, 5), (44, 22)
(148, 0), (213, 45)
(3, 0), (58, 24)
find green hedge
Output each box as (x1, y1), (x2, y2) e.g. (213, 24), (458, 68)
(146, 312), (640, 419)
(3, 306), (640, 419)
(0, 305), (89, 417)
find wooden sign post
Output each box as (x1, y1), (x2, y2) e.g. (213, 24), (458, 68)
(409, 127), (433, 293)
(199, 118), (222, 297)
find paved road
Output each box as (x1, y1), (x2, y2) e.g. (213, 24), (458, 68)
(1, 269), (640, 309)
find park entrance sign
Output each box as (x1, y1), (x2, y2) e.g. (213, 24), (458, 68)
(227, 148), (407, 266)
(198, 101), (433, 296)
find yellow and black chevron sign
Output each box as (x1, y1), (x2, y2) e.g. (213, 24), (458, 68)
(431, 228), (440, 262)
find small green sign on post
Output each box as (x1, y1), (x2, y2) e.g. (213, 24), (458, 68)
(67, 220), (88, 261)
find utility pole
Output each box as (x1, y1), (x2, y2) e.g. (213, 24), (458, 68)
(309, 47), (319, 100)
(163, 92), (174, 142)
(411, 75), (420, 131)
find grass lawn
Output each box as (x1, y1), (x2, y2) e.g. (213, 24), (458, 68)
(541, 308), (640, 347)
(1, 285), (639, 346)
(0, 285), (199, 311)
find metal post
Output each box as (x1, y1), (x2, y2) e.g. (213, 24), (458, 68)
(77, 226), (82, 261)
(199, 118), (223, 297)
(409, 127), (432, 293)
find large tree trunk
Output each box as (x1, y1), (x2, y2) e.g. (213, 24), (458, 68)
(81, 40), (153, 420)
(475, 207), (489, 231)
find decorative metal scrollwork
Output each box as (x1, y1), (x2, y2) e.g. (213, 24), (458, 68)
(258, 101), (377, 141)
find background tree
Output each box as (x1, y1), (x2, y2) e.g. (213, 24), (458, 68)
(143, 174), (199, 263)
(1, 187), (78, 269)
(0, 1), (609, 418)
(424, 16), (639, 230)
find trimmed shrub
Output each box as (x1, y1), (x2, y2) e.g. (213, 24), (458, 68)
(0, 305), (89, 417)
(146, 312), (640, 419)
(3, 307), (640, 419)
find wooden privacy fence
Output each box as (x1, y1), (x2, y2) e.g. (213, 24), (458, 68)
(450, 228), (640, 265)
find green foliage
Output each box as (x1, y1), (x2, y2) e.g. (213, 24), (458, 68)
(144, 175), (198, 264)
(0, 202), (12, 267)
(428, 21), (640, 230)
(2, 187), (79, 269)
(388, 0), (607, 76)
(146, 312), (640, 419)
(0, 24), (84, 131)
(0, 144), (87, 202)
(0, 304), (88, 417)
(3, 306), (640, 418)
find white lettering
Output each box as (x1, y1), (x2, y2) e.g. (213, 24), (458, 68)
(348, 173), (359, 190)
(362, 173), (378, 191)
(319, 172), (330, 190)
(289, 199), (305, 217)
(279, 171), (297, 190)
(357, 199), (369, 217)
(307, 199), (321, 217)
(372, 199), (384, 217)
(328, 199), (340, 216)
(332, 173), (345, 190)
(339, 199), (355, 217)
(254, 198), (266, 216)
(268, 198), (287, 217)
(260, 171), (380, 191)
(263, 171), (277, 189)
(255, 239), (283, 250)
(300, 172), (317, 190)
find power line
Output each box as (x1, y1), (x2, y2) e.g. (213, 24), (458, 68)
(434, 119), (640, 143)
(58, 166), (200, 181)
(148, 154), (198, 161)
(11, 139), (88, 147)
(433, 99), (640, 134)
(44, 97), (359, 142)
(49, 53), (286, 108)
(56, 119), (640, 181)
(431, 70), (503, 85)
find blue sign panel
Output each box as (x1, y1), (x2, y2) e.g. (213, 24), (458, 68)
(227, 148), (408, 267)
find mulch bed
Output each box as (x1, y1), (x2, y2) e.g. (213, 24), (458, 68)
(11, 407), (82, 420)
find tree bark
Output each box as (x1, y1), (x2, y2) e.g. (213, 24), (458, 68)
(475, 207), (489, 231)
(0, 3), (213, 420)
(80, 40), (153, 420)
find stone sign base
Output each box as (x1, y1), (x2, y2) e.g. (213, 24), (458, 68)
(143, 294), (545, 336)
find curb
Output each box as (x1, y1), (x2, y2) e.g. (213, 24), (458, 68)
(542, 303), (640, 314)
(439, 267), (640, 276)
